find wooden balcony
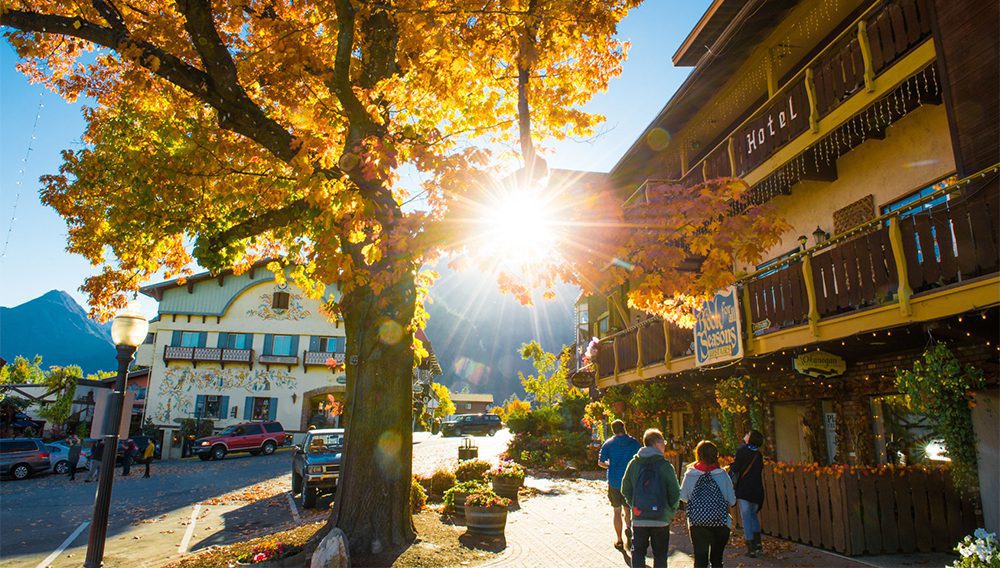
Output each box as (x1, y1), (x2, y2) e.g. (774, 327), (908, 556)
(303, 351), (346, 371)
(163, 346), (253, 368)
(598, 167), (999, 387)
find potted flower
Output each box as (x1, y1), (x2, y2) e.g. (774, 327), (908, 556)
(464, 488), (511, 535)
(488, 460), (525, 500)
(443, 480), (487, 517)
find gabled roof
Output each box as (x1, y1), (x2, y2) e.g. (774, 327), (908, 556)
(451, 393), (494, 404)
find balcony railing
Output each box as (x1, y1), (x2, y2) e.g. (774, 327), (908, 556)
(596, 166), (998, 381)
(638, 0), (934, 194)
(303, 351), (346, 368)
(163, 345), (253, 368)
(258, 354), (299, 366)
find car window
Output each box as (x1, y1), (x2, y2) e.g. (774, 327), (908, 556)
(243, 424), (264, 435)
(1, 441), (37, 453)
(264, 422), (284, 433)
(306, 433), (344, 453)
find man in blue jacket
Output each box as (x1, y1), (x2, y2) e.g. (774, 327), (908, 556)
(599, 419), (642, 550)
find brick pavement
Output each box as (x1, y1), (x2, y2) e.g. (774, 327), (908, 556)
(478, 476), (879, 568)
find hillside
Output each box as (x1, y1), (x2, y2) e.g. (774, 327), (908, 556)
(0, 290), (116, 374)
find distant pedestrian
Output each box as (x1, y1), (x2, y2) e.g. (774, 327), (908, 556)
(681, 440), (736, 568)
(67, 435), (82, 481)
(730, 430), (765, 557)
(86, 440), (104, 482)
(140, 438), (155, 478)
(621, 428), (681, 568)
(598, 419), (642, 551)
(121, 438), (139, 476)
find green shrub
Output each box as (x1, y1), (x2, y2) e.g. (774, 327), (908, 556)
(533, 406), (564, 434)
(442, 480), (488, 510)
(430, 468), (457, 496)
(454, 459), (491, 483)
(506, 409), (536, 434)
(411, 477), (427, 512)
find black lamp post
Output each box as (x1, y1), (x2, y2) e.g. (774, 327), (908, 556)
(84, 306), (148, 568)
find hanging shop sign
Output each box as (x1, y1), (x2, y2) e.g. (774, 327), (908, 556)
(570, 369), (596, 389)
(735, 80), (810, 174)
(694, 286), (744, 367)
(336, 376), (347, 385)
(793, 351), (846, 378)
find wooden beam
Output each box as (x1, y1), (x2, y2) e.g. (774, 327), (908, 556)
(805, 68), (820, 133)
(858, 21), (876, 93)
(802, 255), (820, 337)
(662, 319), (672, 371)
(727, 137), (737, 177)
(888, 216), (914, 316)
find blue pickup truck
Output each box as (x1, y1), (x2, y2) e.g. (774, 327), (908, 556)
(291, 428), (344, 508)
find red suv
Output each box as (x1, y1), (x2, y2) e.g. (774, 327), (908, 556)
(193, 421), (286, 461)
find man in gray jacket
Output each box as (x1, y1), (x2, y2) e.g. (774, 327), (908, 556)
(621, 429), (681, 568)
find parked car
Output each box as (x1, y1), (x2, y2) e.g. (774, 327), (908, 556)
(441, 413), (502, 437)
(193, 421), (285, 461)
(291, 429), (344, 508)
(0, 438), (51, 480)
(46, 441), (91, 474)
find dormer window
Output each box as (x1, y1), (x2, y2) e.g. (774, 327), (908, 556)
(272, 291), (290, 310)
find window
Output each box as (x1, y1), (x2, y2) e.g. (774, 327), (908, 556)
(465, 403), (472, 410)
(598, 315), (609, 335)
(203, 395), (223, 419)
(578, 304), (589, 325)
(271, 335), (294, 356)
(223, 333), (252, 350)
(754, 247), (801, 276)
(243, 424), (264, 435)
(264, 423), (284, 433)
(881, 175), (957, 218)
(0, 440), (37, 453)
(252, 397), (273, 421)
(180, 331), (203, 347)
(143, 333), (155, 345)
(319, 337), (346, 352)
(272, 291), (290, 310)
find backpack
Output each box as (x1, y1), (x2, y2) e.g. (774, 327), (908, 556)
(631, 461), (667, 520)
(686, 472), (730, 527)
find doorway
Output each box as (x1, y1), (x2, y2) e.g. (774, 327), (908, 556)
(773, 402), (811, 463)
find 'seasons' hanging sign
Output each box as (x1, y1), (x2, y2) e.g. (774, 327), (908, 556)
(695, 286), (744, 367)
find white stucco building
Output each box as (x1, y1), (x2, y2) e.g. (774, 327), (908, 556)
(136, 266), (347, 458)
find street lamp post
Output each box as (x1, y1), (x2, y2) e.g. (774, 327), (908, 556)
(84, 305), (148, 568)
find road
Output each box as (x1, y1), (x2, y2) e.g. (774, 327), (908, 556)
(1, 430), (509, 567)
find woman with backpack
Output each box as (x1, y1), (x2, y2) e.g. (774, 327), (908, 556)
(680, 440), (736, 568)
(730, 430), (765, 557)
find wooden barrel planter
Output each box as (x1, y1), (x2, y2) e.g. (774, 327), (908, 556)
(451, 491), (471, 517)
(465, 505), (508, 535)
(491, 477), (523, 501)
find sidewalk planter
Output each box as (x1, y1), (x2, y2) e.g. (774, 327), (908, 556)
(465, 505), (508, 536)
(491, 477), (523, 500)
(451, 490), (471, 517)
(458, 437), (479, 461)
(758, 463), (977, 555)
(488, 460), (526, 501)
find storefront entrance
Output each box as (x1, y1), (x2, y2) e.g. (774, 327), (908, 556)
(773, 402), (811, 463)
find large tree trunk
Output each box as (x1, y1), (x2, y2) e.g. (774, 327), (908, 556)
(330, 271), (417, 557)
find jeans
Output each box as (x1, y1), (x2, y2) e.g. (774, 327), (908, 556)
(690, 525), (730, 567)
(86, 463), (100, 481)
(631, 525), (670, 568)
(737, 499), (760, 541)
(122, 454), (132, 476)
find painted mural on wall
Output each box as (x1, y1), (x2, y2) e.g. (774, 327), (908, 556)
(152, 367), (296, 422)
(246, 291), (312, 321)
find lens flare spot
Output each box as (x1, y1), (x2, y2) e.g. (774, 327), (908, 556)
(378, 320), (404, 345)
(375, 430), (402, 474)
(646, 127), (671, 151)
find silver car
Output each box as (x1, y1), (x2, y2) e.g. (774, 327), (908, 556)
(46, 441), (91, 474)
(0, 438), (51, 480)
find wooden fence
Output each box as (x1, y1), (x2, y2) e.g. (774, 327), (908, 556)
(753, 463), (976, 555)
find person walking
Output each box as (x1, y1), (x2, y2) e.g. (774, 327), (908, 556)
(598, 419), (642, 551)
(67, 435), (82, 481)
(121, 438), (139, 477)
(140, 438), (155, 478)
(730, 430), (765, 557)
(680, 440), (736, 568)
(621, 428), (681, 568)
(85, 439), (104, 482)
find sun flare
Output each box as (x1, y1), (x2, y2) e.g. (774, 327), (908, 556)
(477, 188), (561, 268)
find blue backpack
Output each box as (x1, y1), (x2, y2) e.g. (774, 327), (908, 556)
(632, 461), (667, 520)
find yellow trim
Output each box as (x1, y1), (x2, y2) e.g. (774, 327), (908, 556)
(888, 217), (914, 316)
(742, 285), (755, 354)
(597, 275), (1000, 389)
(613, 339), (620, 381)
(858, 21), (876, 93)
(805, 68), (820, 133)
(802, 255), (820, 336)
(727, 137), (736, 177)
(636, 330), (644, 379)
(766, 49), (778, 98)
(744, 39), (936, 188)
(662, 319), (672, 370)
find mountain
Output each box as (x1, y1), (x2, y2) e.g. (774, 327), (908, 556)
(0, 290), (116, 375)
(424, 262), (579, 404)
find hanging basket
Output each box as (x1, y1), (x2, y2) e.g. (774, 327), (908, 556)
(465, 505), (508, 536)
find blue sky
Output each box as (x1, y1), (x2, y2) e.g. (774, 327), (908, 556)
(0, 2), (708, 316)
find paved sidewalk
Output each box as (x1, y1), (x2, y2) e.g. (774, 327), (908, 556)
(478, 476), (941, 568)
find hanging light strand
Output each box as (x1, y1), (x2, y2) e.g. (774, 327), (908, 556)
(1, 91), (44, 259)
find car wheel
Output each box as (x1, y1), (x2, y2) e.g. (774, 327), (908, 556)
(11, 463), (30, 480)
(488, 428), (497, 437)
(292, 472), (302, 495)
(198, 454), (212, 461)
(261, 441), (276, 455)
(211, 445), (227, 461)
(54, 460), (70, 475)
(302, 484), (318, 509)
(454, 428), (463, 437)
